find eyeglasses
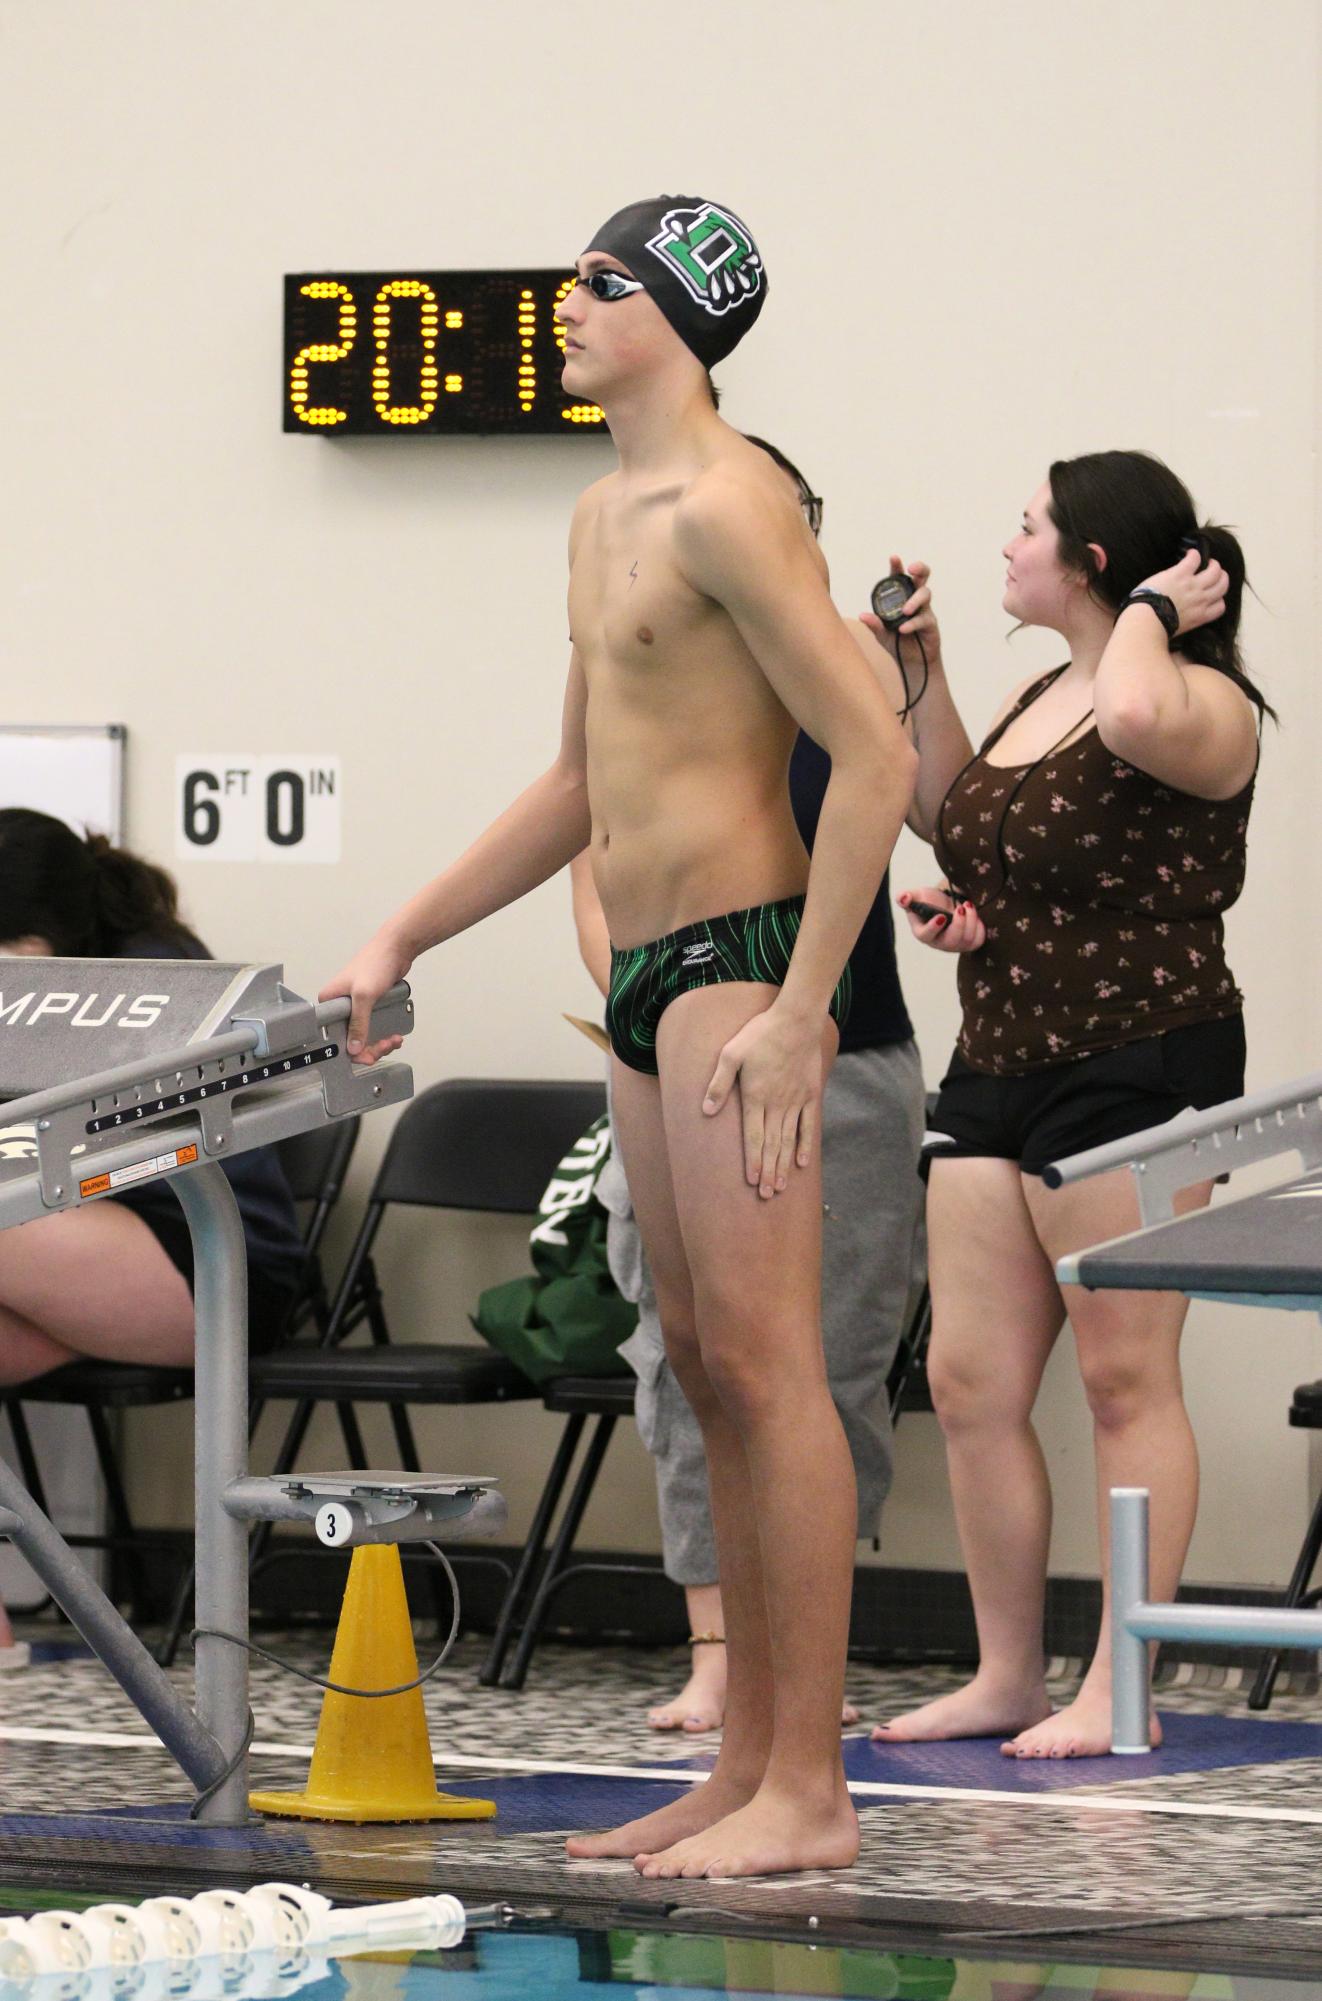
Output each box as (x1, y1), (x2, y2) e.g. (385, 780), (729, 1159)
(801, 492), (823, 537)
(576, 271), (646, 302)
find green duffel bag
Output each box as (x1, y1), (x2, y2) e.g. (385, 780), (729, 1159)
(470, 1112), (637, 1383)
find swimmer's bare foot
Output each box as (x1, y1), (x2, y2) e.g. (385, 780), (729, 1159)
(565, 1768), (758, 1859)
(871, 1673), (1051, 1743)
(636, 1783), (859, 1879)
(1002, 1686), (1162, 1758)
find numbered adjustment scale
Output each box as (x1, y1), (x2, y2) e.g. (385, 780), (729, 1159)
(0, 962), (503, 1822)
(284, 270), (608, 434)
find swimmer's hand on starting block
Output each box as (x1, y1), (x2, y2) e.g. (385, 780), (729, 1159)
(320, 931), (414, 1063)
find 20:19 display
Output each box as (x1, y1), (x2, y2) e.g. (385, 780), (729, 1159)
(283, 270), (606, 435)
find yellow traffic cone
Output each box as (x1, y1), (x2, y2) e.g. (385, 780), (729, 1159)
(249, 1544), (495, 1822)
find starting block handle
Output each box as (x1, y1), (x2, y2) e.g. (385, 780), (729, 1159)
(0, 984), (413, 1130)
(314, 983), (413, 1041)
(237, 982), (413, 1061)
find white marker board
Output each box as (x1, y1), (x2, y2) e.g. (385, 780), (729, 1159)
(0, 725), (125, 841)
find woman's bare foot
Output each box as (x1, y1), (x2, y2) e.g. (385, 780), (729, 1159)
(636, 1784), (859, 1879)
(649, 1670), (859, 1735)
(871, 1673), (1051, 1743)
(1001, 1687), (1162, 1758)
(565, 1768), (759, 1860)
(647, 1643), (727, 1732)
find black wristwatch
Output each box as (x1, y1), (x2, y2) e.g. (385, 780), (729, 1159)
(1123, 589), (1179, 641)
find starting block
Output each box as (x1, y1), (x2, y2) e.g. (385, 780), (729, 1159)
(0, 959), (503, 1824)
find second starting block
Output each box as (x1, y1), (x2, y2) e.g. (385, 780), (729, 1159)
(0, 959), (503, 1823)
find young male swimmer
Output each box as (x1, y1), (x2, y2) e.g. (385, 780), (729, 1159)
(323, 195), (916, 1879)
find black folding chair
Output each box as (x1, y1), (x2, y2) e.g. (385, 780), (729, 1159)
(242, 1077), (607, 1618)
(886, 1090), (938, 1420)
(152, 1118), (362, 1662)
(479, 1371), (641, 1688)
(482, 1154), (936, 1690)
(4, 1119), (359, 1637)
(3, 1364), (193, 1624)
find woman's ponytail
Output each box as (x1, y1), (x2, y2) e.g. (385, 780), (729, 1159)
(83, 833), (205, 956)
(1048, 452), (1276, 724)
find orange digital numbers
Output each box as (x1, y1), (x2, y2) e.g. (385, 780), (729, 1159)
(518, 289), (536, 413)
(371, 280), (441, 425)
(552, 277), (605, 428)
(289, 282), (358, 428)
(285, 272), (609, 435)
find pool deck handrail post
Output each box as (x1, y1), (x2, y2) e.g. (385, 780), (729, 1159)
(1110, 1486), (1155, 1754)
(1111, 1485), (1322, 1755)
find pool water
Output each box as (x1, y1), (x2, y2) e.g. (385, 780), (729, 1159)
(0, 1896), (1311, 2001)
(312, 1928), (1321, 2001)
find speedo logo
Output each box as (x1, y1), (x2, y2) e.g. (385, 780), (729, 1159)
(681, 941), (715, 968)
(0, 992), (170, 1030)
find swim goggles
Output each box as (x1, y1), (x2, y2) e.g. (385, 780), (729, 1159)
(575, 271), (646, 302)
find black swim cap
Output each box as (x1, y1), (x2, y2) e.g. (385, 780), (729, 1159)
(582, 195), (767, 370)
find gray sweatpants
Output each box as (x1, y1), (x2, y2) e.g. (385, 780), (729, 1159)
(598, 1039), (927, 1587)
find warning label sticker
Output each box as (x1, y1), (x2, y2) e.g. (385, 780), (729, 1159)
(80, 1143), (198, 1200)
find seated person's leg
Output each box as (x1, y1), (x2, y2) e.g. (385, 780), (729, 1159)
(0, 1204), (194, 1386)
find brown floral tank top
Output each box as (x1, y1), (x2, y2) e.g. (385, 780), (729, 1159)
(933, 665), (1253, 1075)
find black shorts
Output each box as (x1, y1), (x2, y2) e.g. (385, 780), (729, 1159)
(921, 1014), (1246, 1182)
(121, 1200), (299, 1354)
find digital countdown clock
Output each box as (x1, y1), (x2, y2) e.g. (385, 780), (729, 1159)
(284, 270), (607, 435)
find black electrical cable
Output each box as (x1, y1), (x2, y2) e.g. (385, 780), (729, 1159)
(188, 1706), (255, 1821)
(190, 1540), (460, 1723)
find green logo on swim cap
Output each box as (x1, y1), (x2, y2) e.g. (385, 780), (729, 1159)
(645, 202), (763, 316)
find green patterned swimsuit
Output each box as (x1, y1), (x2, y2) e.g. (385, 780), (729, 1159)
(605, 895), (852, 1076)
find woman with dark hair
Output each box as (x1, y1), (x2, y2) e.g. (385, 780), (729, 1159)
(875, 451), (1265, 1758)
(0, 811), (304, 1662)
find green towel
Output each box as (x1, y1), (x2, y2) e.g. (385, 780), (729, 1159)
(471, 1113), (637, 1384)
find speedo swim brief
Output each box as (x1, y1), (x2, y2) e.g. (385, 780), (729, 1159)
(606, 895), (851, 1076)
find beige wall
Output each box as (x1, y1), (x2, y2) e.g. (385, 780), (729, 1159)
(2, 0), (1318, 1587)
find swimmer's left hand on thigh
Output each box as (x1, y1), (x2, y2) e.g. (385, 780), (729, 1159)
(703, 1010), (823, 1199)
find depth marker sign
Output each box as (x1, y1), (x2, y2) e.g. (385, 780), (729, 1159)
(175, 756), (341, 863)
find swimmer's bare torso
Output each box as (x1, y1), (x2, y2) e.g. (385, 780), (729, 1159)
(570, 432), (825, 950)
